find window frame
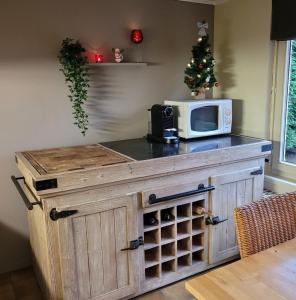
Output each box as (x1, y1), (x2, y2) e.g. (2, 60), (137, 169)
(270, 40), (296, 181)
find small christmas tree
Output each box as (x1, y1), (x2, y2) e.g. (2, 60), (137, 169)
(184, 22), (218, 98)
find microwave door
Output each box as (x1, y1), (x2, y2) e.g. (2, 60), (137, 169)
(190, 105), (220, 136)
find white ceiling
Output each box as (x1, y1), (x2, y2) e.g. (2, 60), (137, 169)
(178, 0), (227, 5)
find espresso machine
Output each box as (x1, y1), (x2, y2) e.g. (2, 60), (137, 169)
(147, 104), (179, 144)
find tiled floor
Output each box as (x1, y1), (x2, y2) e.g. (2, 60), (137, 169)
(0, 267), (194, 300)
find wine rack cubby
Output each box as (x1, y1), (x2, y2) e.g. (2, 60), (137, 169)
(145, 264), (160, 279)
(178, 253), (191, 267)
(161, 207), (176, 226)
(162, 259), (176, 275)
(161, 242), (175, 261)
(142, 195), (208, 282)
(177, 237), (191, 257)
(177, 203), (191, 221)
(145, 247), (160, 268)
(144, 228), (159, 248)
(161, 225), (175, 243)
(177, 221), (191, 239)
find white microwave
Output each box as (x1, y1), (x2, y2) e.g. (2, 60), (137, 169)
(164, 99), (232, 139)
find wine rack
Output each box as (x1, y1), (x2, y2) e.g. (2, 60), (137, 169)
(142, 195), (207, 282)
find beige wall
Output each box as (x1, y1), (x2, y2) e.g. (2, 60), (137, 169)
(0, 0), (213, 273)
(214, 0), (273, 139)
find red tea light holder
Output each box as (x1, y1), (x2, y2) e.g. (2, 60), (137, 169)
(131, 29), (143, 62)
(94, 54), (104, 63)
(131, 29), (143, 44)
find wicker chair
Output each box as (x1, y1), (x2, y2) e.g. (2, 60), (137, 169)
(234, 192), (296, 258)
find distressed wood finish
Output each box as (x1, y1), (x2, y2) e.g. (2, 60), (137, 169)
(15, 139), (271, 299)
(15, 140), (271, 196)
(86, 214), (104, 297)
(26, 159), (266, 299)
(27, 204), (51, 299)
(140, 188), (209, 294)
(22, 144), (132, 175)
(186, 237), (296, 300)
(49, 159), (264, 210)
(141, 179), (209, 208)
(57, 195), (139, 300)
(209, 164), (265, 264)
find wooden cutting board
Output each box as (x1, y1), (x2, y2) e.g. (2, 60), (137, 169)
(22, 144), (133, 175)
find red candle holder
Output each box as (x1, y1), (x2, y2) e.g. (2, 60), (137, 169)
(131, 29), (143, 44)
(94, 54), (104, 63)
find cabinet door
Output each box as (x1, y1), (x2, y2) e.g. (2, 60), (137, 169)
(56, 195), (140, 300)
(209, 165), (264, 264)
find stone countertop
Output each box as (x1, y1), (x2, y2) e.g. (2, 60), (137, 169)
(101, 134), (268, 161)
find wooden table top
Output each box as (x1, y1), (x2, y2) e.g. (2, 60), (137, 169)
(186, 238), (296, 300)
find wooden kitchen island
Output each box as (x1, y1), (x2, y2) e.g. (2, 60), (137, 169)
(13, 135), (271, 300)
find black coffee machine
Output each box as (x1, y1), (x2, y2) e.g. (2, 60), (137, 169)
(147, 104), (179, 144)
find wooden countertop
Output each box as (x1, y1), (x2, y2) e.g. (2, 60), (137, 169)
(21, 144), (133, 175)
(15, 137), (271, 196)
(186, 238), (296, 300)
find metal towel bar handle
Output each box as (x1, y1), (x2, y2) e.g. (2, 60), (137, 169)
(11, 176), (41, 210)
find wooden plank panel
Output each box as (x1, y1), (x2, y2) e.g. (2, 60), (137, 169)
(236, 180), (246, 207)
(73, 217), (91, 299)
(209, 164), (266, 264)
(85, 213), (104, 297)
(245, 178), (254, 203)
(227, 182), (237, 249)
(219, 184), (227, 252)
(58, 219), (78, 299)
(253, 174), (264, 201)
(27, 205), (51, 300)
(22, 144), (132, 175)
(114, 207), (129, 289)
(101, 210), (117, 293)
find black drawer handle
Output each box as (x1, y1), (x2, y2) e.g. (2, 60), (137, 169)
(250, 167), (263, 176)
(11, 176), (41, 210)
(148, 184), (215, 205)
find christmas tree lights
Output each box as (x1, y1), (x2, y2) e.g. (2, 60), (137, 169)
(184, 22), (219, 98)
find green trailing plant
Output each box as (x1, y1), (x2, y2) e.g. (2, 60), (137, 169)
(58, 38), (90, 135)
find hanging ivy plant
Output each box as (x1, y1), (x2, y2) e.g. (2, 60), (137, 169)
(58, 38), (90, 135)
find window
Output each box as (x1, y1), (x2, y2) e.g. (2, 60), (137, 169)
(282, 41), (296, 165)
(270, 41), (296, 181)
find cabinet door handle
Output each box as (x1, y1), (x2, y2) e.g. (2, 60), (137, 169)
(148, 184), (215, 205)
(206, 216), (228, 226)
(121, 236), (144, 251)
(250, 167), (263, 176)
(50, 208), (78, 221)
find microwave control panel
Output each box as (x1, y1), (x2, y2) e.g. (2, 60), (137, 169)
(224, 107), (232, 131)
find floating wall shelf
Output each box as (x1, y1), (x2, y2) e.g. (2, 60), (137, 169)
(178, 0), (227, 4)
(88, 62), (148, 67)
